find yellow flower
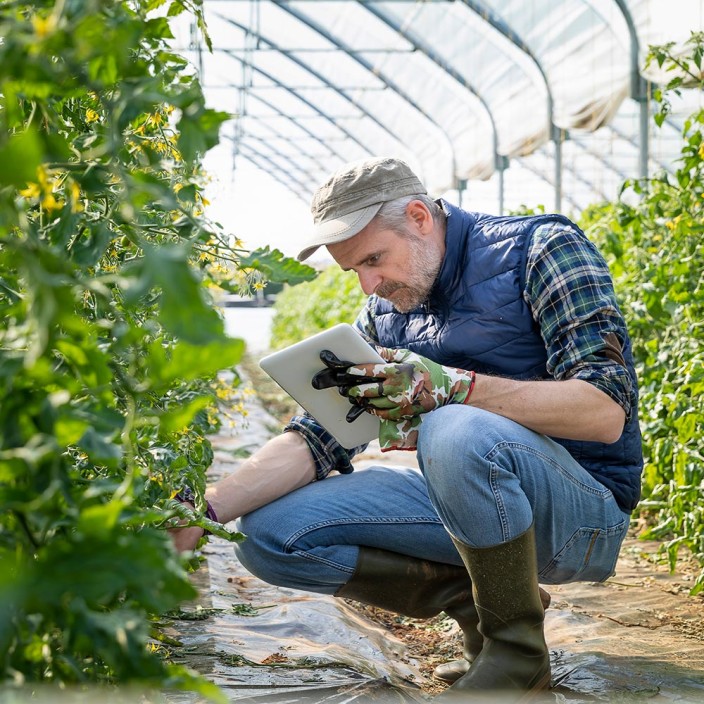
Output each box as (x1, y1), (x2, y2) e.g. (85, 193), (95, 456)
(86, 108), (100, 124)
(699, 143), (704, 160)
(147, 112), (164, 127)
(665, 220), (675, 230)
(19, 182), (41, 198)
(31, 13), (57, 39)
(41, 193), (63, 212)
(69, 181), (84, 213)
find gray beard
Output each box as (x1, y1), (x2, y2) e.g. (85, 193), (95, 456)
(377, 234), (442, 313)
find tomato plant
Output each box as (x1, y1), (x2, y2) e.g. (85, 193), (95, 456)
(270, 266), (368, 350)
(581, 33), (704, 593)
(0, 0), (313, 697)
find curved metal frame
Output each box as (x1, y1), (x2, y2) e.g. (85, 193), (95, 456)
(216, 12), (412, 157)
(221, 48), (375, 156)
(273, 1), (459, 186)
(192, 0), (690, 212)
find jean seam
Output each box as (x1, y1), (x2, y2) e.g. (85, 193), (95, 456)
(488, 462), (511, 541)
(283, 516), (445, 553)
(485, 441), (612, 498)
(291, 549), (357, 575)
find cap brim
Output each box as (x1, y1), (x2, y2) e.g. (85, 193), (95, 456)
(297, 202), (383, 261)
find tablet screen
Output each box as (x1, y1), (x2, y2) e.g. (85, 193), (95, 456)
(259, 324), (384, 449)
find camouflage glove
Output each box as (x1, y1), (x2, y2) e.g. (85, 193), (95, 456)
(312, 348), (476, 451)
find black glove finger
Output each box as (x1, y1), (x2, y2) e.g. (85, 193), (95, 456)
(319, 349), (354, 369)
(312, 350), (383, 390)
(345, 402), (368, 423)
(311, 350), (355, 390)
(312, 367), (342, 390)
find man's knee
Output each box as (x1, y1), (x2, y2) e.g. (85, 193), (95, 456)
(418, 405), (501, 484)
(233, 508), (291, 587)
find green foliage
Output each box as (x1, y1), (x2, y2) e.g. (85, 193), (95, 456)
(580, 33), (704, 594)
(270, 266), (368, 349)
(0, 0), (304, 697)
(238, 246), (316, 289)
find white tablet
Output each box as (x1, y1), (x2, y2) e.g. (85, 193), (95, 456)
(259, 323), (385, 449)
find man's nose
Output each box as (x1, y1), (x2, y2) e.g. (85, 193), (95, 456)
(357, 270), (381, 296)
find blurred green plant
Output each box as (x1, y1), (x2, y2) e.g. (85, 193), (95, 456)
(270, 266), (367, 349)
(581, 33), (704, 593)
(0, 0), (313, 697)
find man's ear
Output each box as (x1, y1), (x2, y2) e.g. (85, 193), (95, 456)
(405, 200), (434, 236)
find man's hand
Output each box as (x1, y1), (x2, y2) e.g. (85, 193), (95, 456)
(312, 347), (476, 450)
(168, 500), (206, 553)
(343, 347), (476, 421)
(170, 522), (205, 553)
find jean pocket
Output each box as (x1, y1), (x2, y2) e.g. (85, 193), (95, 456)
(539, 521), (628, 585)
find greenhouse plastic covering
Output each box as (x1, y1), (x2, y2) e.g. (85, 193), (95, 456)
(172, 0), (703, 216)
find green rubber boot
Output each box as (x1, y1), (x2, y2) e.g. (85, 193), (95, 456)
(434, 584), (551, 684)
(439, 525), (551, 701)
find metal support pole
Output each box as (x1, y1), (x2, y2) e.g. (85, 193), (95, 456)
(496, 155), (508, 215)
(553, 127), (563, 213)
(457, 179), (467, 208)
(613, 0), (649, 181)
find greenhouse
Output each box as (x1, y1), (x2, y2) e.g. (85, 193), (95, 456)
(173, 0), (702, 215)
(1, 1), (703, 703)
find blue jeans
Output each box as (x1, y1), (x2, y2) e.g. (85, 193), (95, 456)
(235, 406), (631, 595)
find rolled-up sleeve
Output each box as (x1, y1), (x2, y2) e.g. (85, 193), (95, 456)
(284, 413), (367, 480)
(524, 222), (634, 419)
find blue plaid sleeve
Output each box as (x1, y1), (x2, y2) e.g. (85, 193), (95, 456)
(524, 222), (634, 419)
(284, 413), (368, 480)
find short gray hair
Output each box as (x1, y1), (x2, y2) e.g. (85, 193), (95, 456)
(372, 194), (445, 235)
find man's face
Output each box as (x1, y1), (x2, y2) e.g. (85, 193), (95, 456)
(328, 220), (443, 314)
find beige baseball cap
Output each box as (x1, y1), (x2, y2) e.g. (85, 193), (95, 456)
(297, 156), (427, 261)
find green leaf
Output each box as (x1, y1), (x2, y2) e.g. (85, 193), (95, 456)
(177, 107), (230, 163)
(78, 501), (124, 539)
(141, 244), (226, 344)
(159, 396), (212, 434)
(238, 247), (317, 285)
(77, 428), (123, 468)
(0, 129), (43, 188)
(148, 337), (245, 389)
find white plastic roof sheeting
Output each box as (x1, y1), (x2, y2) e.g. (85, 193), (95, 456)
(172, 0), (704, 216)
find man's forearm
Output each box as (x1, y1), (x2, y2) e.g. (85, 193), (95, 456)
(470, 376), (625, 444)
(205, 431), (316, 524)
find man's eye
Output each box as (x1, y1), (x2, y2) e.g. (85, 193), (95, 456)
(367, 254), (380, 265)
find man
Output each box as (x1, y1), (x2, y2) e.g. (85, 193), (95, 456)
(174, 157), (642, 700)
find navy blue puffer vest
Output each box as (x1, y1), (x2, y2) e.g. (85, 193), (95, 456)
(370, 202), (643, 512)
